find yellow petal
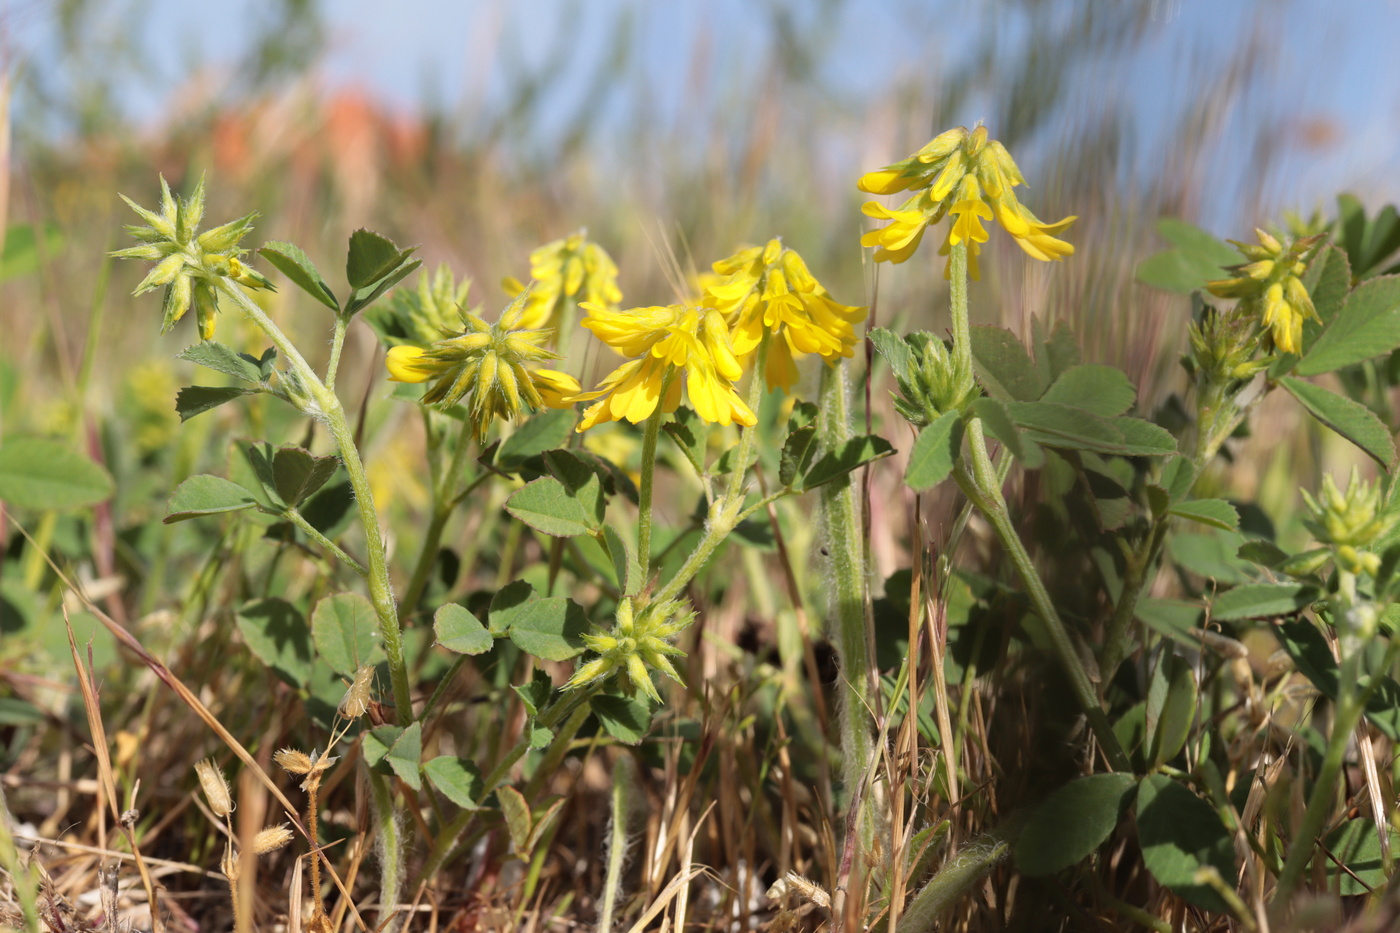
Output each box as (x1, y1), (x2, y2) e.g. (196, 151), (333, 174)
(386, 345), (435, 383)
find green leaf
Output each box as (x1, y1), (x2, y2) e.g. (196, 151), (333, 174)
(1135, 774), (1236, 912)
(164, 474), (258, 523)
(1004, 401), (1122, 453)
(505, 599), (587, 661)
(498, 786), (533, 855)
(311, 593), (379, 676)
(1135, 220), (1236, 294)
(272, 447), (340, 507)
(904, 411), (961, 491)
(800, 435), (895, 491)
(1168, 498), (1240, 531)
(496, 410), (576, 473)
(1156, 218), (1240, 265)
(1360, 205), (1400, 278)
(175, 385), (256, 421)
(423, 756), (485, 809)
(1210, 583), (1318, 621)
(1306, 246), (1352, 325)
(868, 327), (915, 382)
(345, 259), (423, 317)
(780, 426), (817, 487)
(662, 406), (705, 474)
(506, 476), (599, 537)
(973, 397), (1037, 467)
(489, 582), (586, 661)
(363, 725), (401, 770)
(1112, 418), (1179, 456)
(1161, 456), (1197, 501)
(1297, 276), (1400, 375)
(512, 668), (554, 717)
(590, 694), (652, 745)
(1280, 377), (1396, 467)
(433, 603), (494, 656)
(235, 597), (312, 687)
(1014, 773), (1138, 876)
(384, 722), (423, 791)
(1148, 654), (1197, 769)
(1274, 616), (1400, 742)
(0, 438), (114, 510)
(1040, 365), (1137, 417)
(259, 241), (339, 310)
(603, 526), (643, 597)
(346, 228), (415, 290)
(970, 325), (1043, 402)
(301, 480), (354, 536)
(238, 441), (286, 509)
(176, 342), (269, 384)
(1311, 820), (1400, 895)
(529, 726), (554, 749)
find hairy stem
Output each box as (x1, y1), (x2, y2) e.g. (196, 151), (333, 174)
(818, 359), (879, 849)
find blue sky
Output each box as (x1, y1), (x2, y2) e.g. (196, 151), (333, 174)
(11, 0), (1400, 228)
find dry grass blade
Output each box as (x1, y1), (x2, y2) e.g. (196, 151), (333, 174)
(63, 605), (162, 932)
(13, 519), (369, 933)
(625, 802), (714, 933)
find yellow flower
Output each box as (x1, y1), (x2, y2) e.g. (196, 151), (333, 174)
(383, 289), (566, 441)
(858, 125), (1076, 276)
(1206, 229), (1321, 356)
(503, 231), (623, 334)
(702, 238), (867, 391)
(112, 175), (273, 339)
(573, 302), (755, 431)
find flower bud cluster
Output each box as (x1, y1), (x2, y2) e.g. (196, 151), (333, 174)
(112, 176), (273, 339)
(1206, 229), (1323, 356)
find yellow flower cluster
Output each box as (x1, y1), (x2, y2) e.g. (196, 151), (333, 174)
(1206, 229), (1320, 356)
(385, 290), (580, 441)
(503, 231), (623, 334)
(573, 302), (755, 431)
(858, 125), (1075, 278)
(702, 239), (867, 390)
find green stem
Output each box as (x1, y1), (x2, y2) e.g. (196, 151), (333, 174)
(1272, 638), (1399, 906)
(325, 313), (350, 392)
(817, 359), (879, 847)
(1098, 517), (1168, 683)
(954, 460), (1129, 771)
(401, 435), (485, 617)
(636, 369), (675, 578)
(481, 686), (600, 795)
(943, 242), (1127, 772)
(283, 507), (368, 576)
(366, 770), (404, 931)
(216, 279), (412, 723)
(598, 755), (636, 933)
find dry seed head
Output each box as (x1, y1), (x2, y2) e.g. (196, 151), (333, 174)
(220, 842), (239, 881)
(194, 759), (234, 817)
(339, 664), (374, 720)
(254, 824), (295, 855)
(275, 748), (314, 775)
